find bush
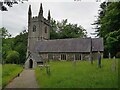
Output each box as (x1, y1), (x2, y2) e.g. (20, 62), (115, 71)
(6, 51), (20, 64)
(116, 52), (120, 58)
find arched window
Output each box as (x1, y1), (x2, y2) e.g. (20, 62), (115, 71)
(33, 25), (36, 32)
(45, 26), (47, 33)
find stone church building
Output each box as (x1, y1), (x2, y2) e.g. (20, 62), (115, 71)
(25, 4), (104, 69)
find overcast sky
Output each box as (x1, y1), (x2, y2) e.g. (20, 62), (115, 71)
(0, 0), (106, 37)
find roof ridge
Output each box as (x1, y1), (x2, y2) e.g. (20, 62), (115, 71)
(40, 37), (92, 42)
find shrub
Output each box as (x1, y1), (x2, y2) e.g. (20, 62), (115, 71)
(6, 51), (20, 64)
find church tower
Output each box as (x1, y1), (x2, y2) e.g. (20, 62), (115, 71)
(27, 3), (51, 52)
(25, 3), (51, 69)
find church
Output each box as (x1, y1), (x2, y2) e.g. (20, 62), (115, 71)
(25, 4), (104, 69)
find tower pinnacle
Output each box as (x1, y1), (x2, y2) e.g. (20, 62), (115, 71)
(48, 10), (51, 21)
(28, 5), (32, 16)
(28, 5), (32, 23)
(39, 3), (43, 16)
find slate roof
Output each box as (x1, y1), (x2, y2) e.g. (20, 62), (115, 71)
(92, 38), (104, 52)
(35, 38), (104, 53)
(29, 52), (43, 62)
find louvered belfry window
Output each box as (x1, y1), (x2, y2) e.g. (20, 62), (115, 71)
(33, 25), (36, 32)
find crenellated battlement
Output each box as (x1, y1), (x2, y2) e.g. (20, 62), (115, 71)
(31, 16), (38, 22)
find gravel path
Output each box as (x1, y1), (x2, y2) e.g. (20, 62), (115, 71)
(5, 69), (39, 88)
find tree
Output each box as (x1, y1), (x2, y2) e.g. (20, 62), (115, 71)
(50, 19), (87, 39)
(14, 30), (28, 64)
(1, 27), (28, 64)
(6, 50), (20, 64)
(93, 2), (120, 57)
(0, 27), (11, 38)
(0, 0), (27, 11)
(106, 30), (120, 56)
(2, 38), (14, 62)
(1, 27), (13, 63)
(50, 19), (60, 39)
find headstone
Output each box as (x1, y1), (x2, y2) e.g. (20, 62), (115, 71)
(98, 52), (101, 68)
(113, 56), (116, 59)
(109, 52), (111, 59)
(46, 65), (50, 76)
(111, 56), (116, 71)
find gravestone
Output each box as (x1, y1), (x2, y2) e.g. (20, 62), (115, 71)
(46, 65), (50, 76)
(111, 56), (116, 71)
(98, 52), (101, 68)
(109, 53), (111, 59)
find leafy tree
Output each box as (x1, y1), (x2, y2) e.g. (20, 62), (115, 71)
(2, 38), (14, 62)
(50, 19), (60, 39)
(14, 43), (27, 64)
(0, 27), (13, 63)
(1, 27), (28, 64)
(50, 19), (87, 39)
(14, 30), (28, 64)
(6, 50), (20, 64)
(0, 27), (11, 38)
(0, 0), (27, 11)
(106, 30), (120, 56)
(93, 2), (120, 57)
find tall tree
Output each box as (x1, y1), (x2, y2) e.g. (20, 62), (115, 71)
(93, 2), (120, 57)
(50, 19), (87, 39)
(1, 27), (28, 64)
(0, 27), (13, 63)
(14, 30), (28, 64)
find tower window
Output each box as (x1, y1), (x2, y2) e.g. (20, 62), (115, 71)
(45, 27), (47, 33)
(33, 25), (36, 32)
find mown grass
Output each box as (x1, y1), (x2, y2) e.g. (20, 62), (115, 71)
(35, 59), (119, 88)
(2, 64), (23, 88)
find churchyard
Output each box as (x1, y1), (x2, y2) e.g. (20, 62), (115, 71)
(0, 58), (119, 88)
(35, 59), (119, 88)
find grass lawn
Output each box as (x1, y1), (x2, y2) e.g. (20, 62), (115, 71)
(2, 64), (23, 88)
(35, 59), (119, 88)
(0, 64), (2, 89)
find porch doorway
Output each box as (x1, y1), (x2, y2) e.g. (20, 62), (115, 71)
(29, 59), (33, 68)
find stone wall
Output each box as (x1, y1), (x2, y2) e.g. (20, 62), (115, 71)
(39, 52), (103, 61)
(24, 52), (103, 68)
